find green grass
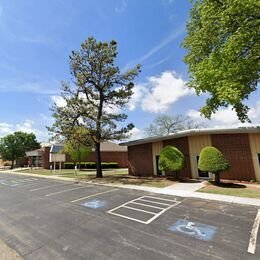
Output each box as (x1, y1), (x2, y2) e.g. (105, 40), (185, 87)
(12, 168), (175, 188)
(198, 181), (260, 199)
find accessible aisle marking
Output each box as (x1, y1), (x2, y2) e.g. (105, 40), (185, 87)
(71, 188), (119, 203)
(248, 209), (260, 254)
(107, 195), (181, 224)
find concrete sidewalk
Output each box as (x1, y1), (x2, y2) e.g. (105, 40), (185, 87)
(1, 170), (260, 207)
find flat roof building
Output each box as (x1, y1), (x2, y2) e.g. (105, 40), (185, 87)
(121, 127), (260, 182)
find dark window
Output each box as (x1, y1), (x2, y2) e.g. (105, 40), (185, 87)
(258, 154), (260, 165)
(196, 156), (209, 178)
(156, 156), (162, 176)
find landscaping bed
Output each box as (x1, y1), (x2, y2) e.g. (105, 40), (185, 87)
(198, 181), (260, 199)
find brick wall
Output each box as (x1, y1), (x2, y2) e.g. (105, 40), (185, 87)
(128, 143), (153, 176)
(43, 147), (128, 169)
(87, 151), (128, 168)
(163, 137), (192, 178)
(211, 133), (255, 181)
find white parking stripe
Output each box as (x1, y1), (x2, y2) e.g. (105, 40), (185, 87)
(45, 186), (92, 197)
(138, 198), (171, 206)
(71, 188), (119, 203)
(248, 209), (260, 254)
(30, 183), (69, 191)
(144, 196), (177, 203)
(130, 201), (165, 210)
(107, 196), (181, 224)
(123, 205), (157, 215)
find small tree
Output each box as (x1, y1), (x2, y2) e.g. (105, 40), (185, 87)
(198, 146), (229, 185)
(0, 132), (40, 169)
(63, 141), (91, 173)
(159, 146), (185, 180)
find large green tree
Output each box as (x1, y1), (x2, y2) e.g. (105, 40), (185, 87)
(0, 131), (40, 169)
(49, 37), (140, 178)
(182, 0), (259, 122)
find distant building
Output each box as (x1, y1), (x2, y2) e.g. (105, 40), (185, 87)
(121, 127), (260, 182)
(26, 141), (128, 169)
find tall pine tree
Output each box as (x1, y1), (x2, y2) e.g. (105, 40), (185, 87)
(49, 37), (140, 177)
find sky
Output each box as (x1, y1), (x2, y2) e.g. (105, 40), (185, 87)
(0, 0), (259, 141)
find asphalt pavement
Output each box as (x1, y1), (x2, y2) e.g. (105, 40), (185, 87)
(0, 172), (259, 260)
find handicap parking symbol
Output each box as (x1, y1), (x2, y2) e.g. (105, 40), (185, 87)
(169, 220), (217, 241)
(81, 199), (107, 209)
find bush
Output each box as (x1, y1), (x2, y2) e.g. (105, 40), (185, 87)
(64, 162), (118, 169)
(198, 146), (229, 185)
(3, 161), (12, 166)
(159, 146), (185, 179)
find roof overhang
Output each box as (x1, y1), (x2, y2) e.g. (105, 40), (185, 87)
(120, 126), (260, 147)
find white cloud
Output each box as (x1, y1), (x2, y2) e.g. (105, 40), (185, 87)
(0, 120), (48, 140)
(0, 122), (13, 135)
(51, 95), (67, 107)
(128, 127), (143, 140)
(115, 0), (128, 13)
(0, 79), (59, 94)
(187, 100), (260, 128)
(123, 25), (185, 71)
(130, 71), (194, 113)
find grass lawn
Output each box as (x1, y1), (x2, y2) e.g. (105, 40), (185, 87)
(15, 168), (176, 188)
(198, 181), (260, 199)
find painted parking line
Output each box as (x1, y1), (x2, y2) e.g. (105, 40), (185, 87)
(45, 185), (93, 197)
(248, 209), (260, 254)
(30, 183), (70, 191)
(107, 196), (181, 224)
(71, 188), (119, 203)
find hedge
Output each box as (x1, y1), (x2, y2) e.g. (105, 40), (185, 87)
(64, 162), (118, 169)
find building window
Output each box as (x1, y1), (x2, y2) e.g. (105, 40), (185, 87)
(258, 153), (260, 166)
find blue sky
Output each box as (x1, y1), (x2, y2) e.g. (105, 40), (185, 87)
(0, 0), (259, 141)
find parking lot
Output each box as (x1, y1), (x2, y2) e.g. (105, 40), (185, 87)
(0, 172), (259, 259)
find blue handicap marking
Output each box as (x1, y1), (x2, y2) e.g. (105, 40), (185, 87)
(81, 199), (107, 209)
(169, 220), (217, 241)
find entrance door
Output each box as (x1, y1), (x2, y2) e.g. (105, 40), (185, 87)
(156, 156), (162, 176)
(196, 156), (209, 178)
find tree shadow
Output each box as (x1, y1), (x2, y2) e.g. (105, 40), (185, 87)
(209, 181), (246, 189)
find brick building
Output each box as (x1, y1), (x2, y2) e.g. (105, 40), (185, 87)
(27, 141), (128, 169)
(121, 127), (260, 182)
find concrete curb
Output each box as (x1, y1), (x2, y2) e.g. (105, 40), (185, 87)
(1, 170), (260, 207)
(0, 239), (22, 260)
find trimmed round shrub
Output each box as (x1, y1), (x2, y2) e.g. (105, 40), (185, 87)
(198, 146), (229, 184)
(159, 146), (185, 172)
(198, 146), (229, 173)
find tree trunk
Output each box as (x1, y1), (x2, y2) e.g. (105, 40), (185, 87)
(11, 160), (15, 169)
(215, 172), (220, 185)
(95, 142), (102, 178)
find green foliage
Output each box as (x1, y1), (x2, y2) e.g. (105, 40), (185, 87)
(182, 0), (259, 122)
(48, 37), (140, 177)
(0, 132), (40, 168)
(145, 114), (204, 137)
(159, 146), (185, 172)
(64, 162), (118, 169)
(198, 146), (229, 173)
(63, 141), (91, 164)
